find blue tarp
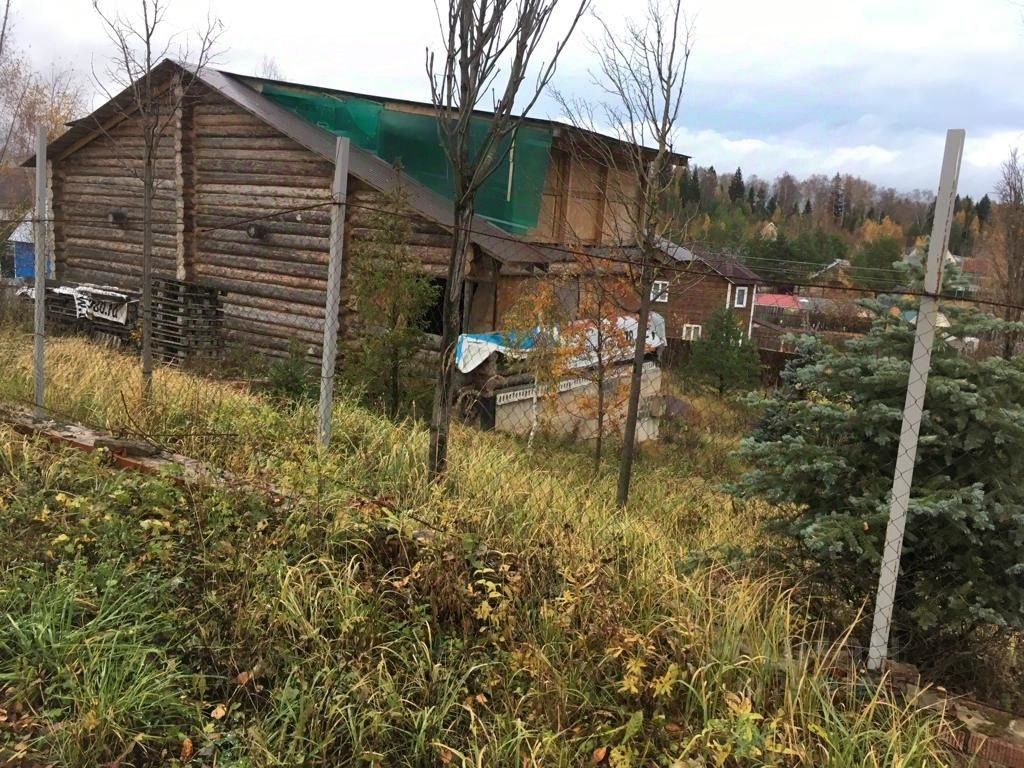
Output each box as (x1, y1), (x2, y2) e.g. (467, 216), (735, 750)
(455, 317), (666, 374)
(13, 242), (36, 279)
(455, 329), (539, 373)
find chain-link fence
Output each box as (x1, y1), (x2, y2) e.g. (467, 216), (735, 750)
(9, 126), (1024, 687)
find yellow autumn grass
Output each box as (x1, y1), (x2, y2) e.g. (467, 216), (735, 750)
(0, 326), (957, 766)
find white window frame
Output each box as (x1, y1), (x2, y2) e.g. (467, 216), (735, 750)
(734, 285), (749, 308)
(683, 324), (702, 340)
(650, 280), (670, 303)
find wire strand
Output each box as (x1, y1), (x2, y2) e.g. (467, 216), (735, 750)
(7, 199), (1021, 314)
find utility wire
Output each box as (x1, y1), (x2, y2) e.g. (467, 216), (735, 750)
(10, 198), (1023, 314)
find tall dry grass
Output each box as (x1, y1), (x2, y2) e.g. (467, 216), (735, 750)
(0, 328), (957, 766)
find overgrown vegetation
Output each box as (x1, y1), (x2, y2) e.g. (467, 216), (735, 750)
(687, 307), (762, 395)
(732, 300), (1024, 702)
(0, 327), (955, 766)
(347, 186), (439, 416)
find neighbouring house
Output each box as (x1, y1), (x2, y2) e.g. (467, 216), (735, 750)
(904, 247), (958, 269)
(758, 221), (778, 241)
(957, 256), (993, 297)
(26, 59), (692, 362)
(576, 242), (761, 342)
(754, 291), (871, 333)
(644, 242), (761, 341)
(0, 170), (33, 280)
(905, 250), (992, 297)
(803, 258), (854, 298)
(2, 216), (35, 279)
(753, 292), (802, 327)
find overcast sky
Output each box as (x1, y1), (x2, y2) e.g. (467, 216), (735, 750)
(15, 0), (1024, 197)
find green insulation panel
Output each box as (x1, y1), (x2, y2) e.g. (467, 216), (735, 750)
(261, 84), (552, 235)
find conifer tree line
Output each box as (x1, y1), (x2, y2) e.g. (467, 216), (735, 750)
(672, 163), (998, 286)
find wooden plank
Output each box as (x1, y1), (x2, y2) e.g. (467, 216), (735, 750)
(0, 404), (290, 502)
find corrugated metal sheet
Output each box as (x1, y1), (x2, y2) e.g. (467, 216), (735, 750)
(756, 293), (801, 310)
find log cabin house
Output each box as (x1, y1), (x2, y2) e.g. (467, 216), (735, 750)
(25, 60), (762, 375)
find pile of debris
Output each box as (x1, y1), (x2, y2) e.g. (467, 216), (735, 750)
(17, 278), (225, 364)
(151, 278), (224, 363)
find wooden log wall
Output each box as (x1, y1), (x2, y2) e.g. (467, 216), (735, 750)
(191, 87), (335, 356)
(52, 115), (179, 287)
(192, 87), (468, 358)
(52, 77), (507, 361)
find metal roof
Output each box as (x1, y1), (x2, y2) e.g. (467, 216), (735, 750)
(7, 215), (32, 244)
(230, 71), (691, 164)
(756, 293), (801, 310)
(582, 241), (763, 284)
(656, 239), (763, 283)
(695, 252), (762, 283)
(26, 59), (555, 267)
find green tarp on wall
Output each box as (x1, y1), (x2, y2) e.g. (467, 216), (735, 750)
(261, 84), (552, 235)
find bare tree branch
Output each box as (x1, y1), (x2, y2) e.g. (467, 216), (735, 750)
(90, 0), (223, 399)
(424, 0), (589, 478)
(0, 0), (11, 64)
(993, 147), (1024, 357)
(554, 0), (694, 506)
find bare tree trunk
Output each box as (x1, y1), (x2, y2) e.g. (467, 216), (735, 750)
(0, 0), (10, 60)
(593, 320), (605, 474)
(594, 370), (605, 474)
(997, 149), (1024, 359)
(428, 204), (473, 478)
(425, 0), (587, 478)
(389, 349), (400, 418)
(616, 265), (652, 507)
(140, 142), (155, 399)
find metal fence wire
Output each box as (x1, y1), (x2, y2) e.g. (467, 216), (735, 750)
(8, 126), (1021, 678)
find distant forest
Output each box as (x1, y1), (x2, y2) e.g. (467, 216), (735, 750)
(668, 165), (993, 284)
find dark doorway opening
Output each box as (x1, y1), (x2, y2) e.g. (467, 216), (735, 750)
(422, 277), (446, 337)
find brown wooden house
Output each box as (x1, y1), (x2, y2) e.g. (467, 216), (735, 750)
(584, 241), (761, 341)
(27, 59), (697, 360)
(650, 245), (761, 341)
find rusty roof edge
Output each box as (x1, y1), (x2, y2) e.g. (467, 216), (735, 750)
(583, 240), (764, 284)
(202, 67), (553, 267)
